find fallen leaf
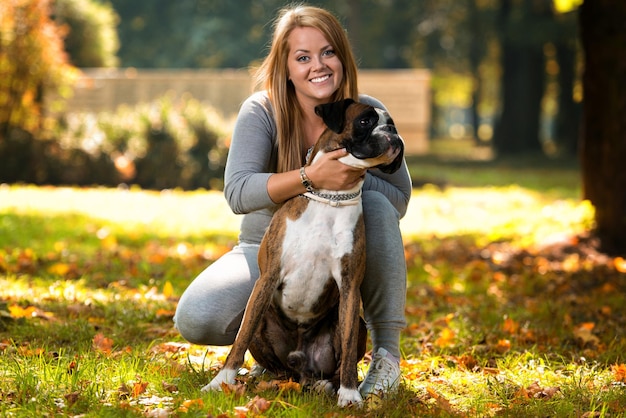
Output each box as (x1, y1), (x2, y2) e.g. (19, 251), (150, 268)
(502, 317), (519, 334)
(92, 333), (114, 354)
(221, 382), (246, 397)
(457, 353), (478, 370)
(255, 380), (279, 392)
(64, 391), (80, 406)
(573, 323), (599, 347)
(132, 381), (149, 397)
(612, 363), (626, 383)
(277, 379), (301, 392)
(9, 305), (37, 319)
(156, 308), (176, 318)
(179, 398), (204, 413)
(426, 387), (462, 416)
(495, 339), (511, 353)
(162, 281), (174, 298)
(525, 381), (560, 399)
(162, 381), (178, 393)
(435, 327), (455, 347)
(68, 360), (77, 374)
(47, 262), (71, 276)
(245, 395), (271, 414)
(17, 346), (45, 356)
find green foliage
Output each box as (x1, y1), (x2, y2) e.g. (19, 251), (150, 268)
(0, 0), (78, 135)
(52, 0), (120, 67)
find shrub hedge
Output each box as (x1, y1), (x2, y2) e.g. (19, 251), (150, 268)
(0, 96), (230, 190)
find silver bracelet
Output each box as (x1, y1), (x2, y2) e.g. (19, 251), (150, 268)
(299, 166), (315, 192)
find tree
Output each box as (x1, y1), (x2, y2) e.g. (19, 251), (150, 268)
(0, 0), (77, 136)
(492, 0), (551, 157)
(52, 0), (120, 68)
(552, 9), (581, 156)
(579, 0), (626, 255)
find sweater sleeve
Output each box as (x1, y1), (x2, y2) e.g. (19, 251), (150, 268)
(223, 92), (278, 215)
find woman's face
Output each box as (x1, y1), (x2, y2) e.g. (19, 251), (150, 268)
(287, 26), (343, 107)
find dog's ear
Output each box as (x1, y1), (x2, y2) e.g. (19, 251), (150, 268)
(315, 99), (355, 133)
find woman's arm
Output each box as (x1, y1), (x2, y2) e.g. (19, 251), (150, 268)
(223, 93), (277, 214)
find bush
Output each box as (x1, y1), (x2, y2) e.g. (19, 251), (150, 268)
(52, 0), (120, 68)
(1, 96), (231, 190)
(0, 124), (119, 186)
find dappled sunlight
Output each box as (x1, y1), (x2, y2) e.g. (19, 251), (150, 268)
(402, 185), (593, 247)
(1, 185), (624, 416)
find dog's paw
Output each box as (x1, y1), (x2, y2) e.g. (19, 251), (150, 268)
(312, 379), (336, 395)
(200, 368), (237, 392)
(337, 386), (363, 407)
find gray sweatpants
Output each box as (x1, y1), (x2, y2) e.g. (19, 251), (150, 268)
(173, 191), (407, 359)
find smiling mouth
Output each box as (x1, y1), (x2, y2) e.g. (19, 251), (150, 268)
(310, 74), (331, 83)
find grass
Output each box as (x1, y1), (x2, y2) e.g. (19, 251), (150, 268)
(1, 158), (626, 417)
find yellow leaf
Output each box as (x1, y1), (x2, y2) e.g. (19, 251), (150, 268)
(162, 281), (174, 298)
(47, 262), (70, 276)
(435, 327), (455, 347)
(9, 305), (36, 319)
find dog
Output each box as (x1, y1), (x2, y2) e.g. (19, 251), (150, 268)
(202, 99), (404, 407)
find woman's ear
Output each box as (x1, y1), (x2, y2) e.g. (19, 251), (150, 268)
(314, 98), (355, 133)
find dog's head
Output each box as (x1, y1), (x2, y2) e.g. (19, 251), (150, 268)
(313, 99), (404, 174)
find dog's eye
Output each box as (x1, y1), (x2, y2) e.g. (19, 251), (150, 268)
(359, 118), (371, 126)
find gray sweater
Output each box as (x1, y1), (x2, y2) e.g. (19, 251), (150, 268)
(223, 91), (413, 244)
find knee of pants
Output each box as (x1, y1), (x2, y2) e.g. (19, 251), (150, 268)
(174, 302), (241, 346)
(362, 190), (400, 225)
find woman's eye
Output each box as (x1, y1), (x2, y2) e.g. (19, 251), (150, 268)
(297, 56), (309, 62)
(323, 49), (335, 57)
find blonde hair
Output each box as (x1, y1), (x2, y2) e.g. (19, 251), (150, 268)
(254, 4), (359, 173)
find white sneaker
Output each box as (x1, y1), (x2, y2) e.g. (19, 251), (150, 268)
(358, 348), (401, 397)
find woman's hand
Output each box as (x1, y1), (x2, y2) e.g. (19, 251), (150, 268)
(306, 148), (366, 191)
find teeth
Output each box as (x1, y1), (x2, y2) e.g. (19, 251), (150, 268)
(311, 75), (329, 83)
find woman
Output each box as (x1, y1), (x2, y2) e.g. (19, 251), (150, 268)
(174, 4), (412, 398)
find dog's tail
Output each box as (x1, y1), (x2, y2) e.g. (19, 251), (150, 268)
(286, 350), (307, 372)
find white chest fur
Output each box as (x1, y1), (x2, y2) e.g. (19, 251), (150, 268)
(275, 199), (362, 324)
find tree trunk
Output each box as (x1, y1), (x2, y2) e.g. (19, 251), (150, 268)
(579, 0), (626, 255)
(468, 0), (484, 146)
(493, 42), (545, 155)
(492, 0), (547, 157)
(554, 40), (580, 156)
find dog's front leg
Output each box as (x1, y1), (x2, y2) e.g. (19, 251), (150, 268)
(201, 269), (279, 392)
(336, 281), (364, 407)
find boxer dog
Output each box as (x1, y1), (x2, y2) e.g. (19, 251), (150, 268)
(202, 99), (404, 407)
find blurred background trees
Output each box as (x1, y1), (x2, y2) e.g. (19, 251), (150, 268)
(1, 0), (625, 252)
(52, 0), (119, 68)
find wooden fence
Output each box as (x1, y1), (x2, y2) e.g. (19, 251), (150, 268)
(64, 68), (431, 154)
